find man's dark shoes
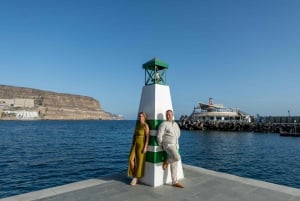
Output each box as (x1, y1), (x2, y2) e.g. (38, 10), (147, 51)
(172, 182), (184, 188)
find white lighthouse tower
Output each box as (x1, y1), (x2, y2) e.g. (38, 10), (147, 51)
(138, 58), (184, 187)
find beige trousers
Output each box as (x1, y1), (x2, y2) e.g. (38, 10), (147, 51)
(163, 144), (180, 184)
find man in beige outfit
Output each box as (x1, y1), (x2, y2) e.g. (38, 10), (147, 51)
(157, 110), (184, 188)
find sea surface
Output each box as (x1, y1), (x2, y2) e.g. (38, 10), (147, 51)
(0, 120), (299, 198)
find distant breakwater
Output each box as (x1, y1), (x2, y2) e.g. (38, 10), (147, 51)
(178, 120), (299, 134)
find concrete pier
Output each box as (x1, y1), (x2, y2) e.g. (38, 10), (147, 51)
(1, 164), (299, 201)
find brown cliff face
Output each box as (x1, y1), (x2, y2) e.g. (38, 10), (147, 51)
(0, 85), (120, 120)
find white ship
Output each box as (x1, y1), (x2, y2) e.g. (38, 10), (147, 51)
(190, 98), (251, 123)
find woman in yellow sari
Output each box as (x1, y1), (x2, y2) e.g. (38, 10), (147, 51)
(128, 112), (149, 185)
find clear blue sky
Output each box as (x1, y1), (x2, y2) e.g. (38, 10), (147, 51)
(1, 0), (300, 119)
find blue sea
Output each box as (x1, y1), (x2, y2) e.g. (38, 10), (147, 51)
(0, 120), (299, 198)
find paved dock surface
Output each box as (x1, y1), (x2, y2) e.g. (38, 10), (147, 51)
(1, 164), (300, 201)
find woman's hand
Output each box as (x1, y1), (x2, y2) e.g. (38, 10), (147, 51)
(143, 147), (147, 154)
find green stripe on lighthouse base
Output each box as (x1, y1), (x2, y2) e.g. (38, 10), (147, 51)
(146, 151), (166, 163)
(149, 135), (159, 146)
(146, 119), (164, 130)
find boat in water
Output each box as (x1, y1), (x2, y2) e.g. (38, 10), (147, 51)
(189, 97), (251, 123)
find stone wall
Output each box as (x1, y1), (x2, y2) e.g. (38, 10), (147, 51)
(0, 85), (120, 120)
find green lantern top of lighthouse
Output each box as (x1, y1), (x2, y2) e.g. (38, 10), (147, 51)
(142, 58), (168, 85)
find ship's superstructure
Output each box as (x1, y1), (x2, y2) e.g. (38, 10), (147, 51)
(190, 98), (251, 123)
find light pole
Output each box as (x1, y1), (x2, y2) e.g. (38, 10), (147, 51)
(294, 120), (297, 133)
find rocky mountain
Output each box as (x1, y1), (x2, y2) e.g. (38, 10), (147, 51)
(0, 85), (122, 120)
